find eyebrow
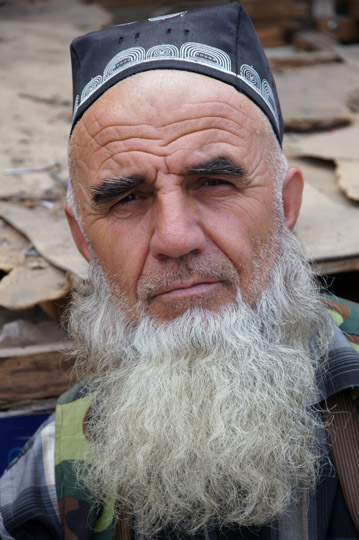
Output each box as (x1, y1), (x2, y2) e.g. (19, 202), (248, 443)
(91, 175), (145, 206)
(187, 157), (246, 180)
(91, 157), (246, 207)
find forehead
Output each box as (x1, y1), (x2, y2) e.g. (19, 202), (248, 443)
(71, 71), (272, 180)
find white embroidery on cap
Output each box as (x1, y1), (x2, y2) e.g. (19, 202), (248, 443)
(73, 44), (279, 131)
(80, 75), (103, 104)
(148, 12), (187, 22)
(147, 44), (179, 58)
(103, 47), (146, 82)
(180, 42), (231, 72)
(237, 64), (279, 130)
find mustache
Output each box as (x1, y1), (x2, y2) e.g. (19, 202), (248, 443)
(136, 258), (240, 301)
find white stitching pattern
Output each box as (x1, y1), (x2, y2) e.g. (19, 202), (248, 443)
(148, 12), (187, 22)
(238, 64), (278, 128)
(73, 44), (279, 130)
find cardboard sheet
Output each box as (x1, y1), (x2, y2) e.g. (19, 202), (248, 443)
(295, 182), (359, 261)
(0, 202), (87, 279)
(336, 159), (359, 202)
(0, 264), (70, 311)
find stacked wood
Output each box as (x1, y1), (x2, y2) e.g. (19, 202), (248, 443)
(86, 0), (296, 46)
(312, 0), (359, 42)
(316, 15), (359, 42)
(0, 343), (74, 411)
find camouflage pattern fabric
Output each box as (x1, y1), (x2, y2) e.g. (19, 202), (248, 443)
(55, 383), (116, 539)
(324, 294), (359, 352)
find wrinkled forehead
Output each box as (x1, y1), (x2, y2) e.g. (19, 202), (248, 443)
(70, 2), (283, 144)
(69, 70), (279, 207)
(71, 70), (273, 158)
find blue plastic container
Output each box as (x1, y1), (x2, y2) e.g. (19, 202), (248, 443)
(0, 413), (50, 474)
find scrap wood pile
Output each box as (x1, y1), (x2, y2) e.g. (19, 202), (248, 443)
(92, 0), (359, 47)
(0, 0), (358, 412)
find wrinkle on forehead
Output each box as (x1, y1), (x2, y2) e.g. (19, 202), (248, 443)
(69, 70), (279, 191)
(76, 71), (266, 133)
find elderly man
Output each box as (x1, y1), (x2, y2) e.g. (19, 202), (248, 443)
(1, 3), (359, 539)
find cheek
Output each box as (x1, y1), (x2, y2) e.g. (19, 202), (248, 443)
(90, 220), (151, 300)
(205, 199), (275, 264)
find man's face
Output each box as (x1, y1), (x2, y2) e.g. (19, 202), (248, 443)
(68, 71), (289, 322)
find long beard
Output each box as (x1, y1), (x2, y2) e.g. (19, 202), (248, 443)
(66, 229), (331, 536)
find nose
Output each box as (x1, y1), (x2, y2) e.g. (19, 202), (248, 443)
(150, 188), (206, 260)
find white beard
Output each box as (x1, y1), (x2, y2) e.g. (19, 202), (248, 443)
(66, 229), (331, 536)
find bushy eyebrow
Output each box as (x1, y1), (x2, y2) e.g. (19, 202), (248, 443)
(186, 157), (246, 180)
(91, 157), (246, 207)
(91, 175), (145, 206)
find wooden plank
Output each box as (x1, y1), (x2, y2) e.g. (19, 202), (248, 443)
(275, 63), (356, 133)
(316, 16), (359, 43)
(349, 0), (359, 21)
(336, 159), (359, 202)
(312, 257), (359, 275)
(285, 154), (359, 266)
(294, 182), (359, 262)
(96, 0), (222, 7)
(292, 1), (311, 21)
(0, 264), (70, 311)
(256, 25), (285, 48)
(0, 202), (88, 280)
(0, 343), (74, 410)
(268, 50), (342, 71)
(241, 0), (292, 22)
(291, 123), (359, 161)
(292, 30), (339, 51)
(0, 166), (63, 202)
(96, 0), (292, 21)
(0, 219), (28, 272)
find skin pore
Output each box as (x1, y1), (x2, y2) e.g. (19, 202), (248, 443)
(66, 70), (303, 322)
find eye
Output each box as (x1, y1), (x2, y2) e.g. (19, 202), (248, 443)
(204, 178), (228, 186)
(116, 192), (138, 204)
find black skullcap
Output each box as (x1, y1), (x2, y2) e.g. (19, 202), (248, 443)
(70, 1), (283, 144)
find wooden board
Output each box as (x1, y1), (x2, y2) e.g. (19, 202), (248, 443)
(0, 219), (29, 272)
(290, 123), (359, 160)
(0, 202), (88, 280)
(316, 16), (359, 43)
(336, 159), (359, 202)
(0, 343), (74, 410)
(268, 50), (342, 71)
(0, 170), (63, 202)
(275, 63), (357, 132)
(295, 182), (359, 262)
(312, 257), (359, 275)
(0, 264), (70, 311)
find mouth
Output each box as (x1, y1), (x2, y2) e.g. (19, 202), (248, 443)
(149, 279), (221, 303)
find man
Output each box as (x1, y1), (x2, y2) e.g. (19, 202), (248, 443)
(1, 3), (359, 539)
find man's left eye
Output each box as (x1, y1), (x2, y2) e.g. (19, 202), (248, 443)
(204, 179), (227, 186)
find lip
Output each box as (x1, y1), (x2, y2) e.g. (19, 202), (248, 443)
(151, 279), (220, 301)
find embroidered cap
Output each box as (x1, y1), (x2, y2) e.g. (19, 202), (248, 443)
(70, 2), (283, 144)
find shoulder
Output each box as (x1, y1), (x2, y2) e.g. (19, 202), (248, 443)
(324, 293), (359, 352)
(0, 414), (62, 539)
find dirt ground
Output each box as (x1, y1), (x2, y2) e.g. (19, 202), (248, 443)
(0, 0), (111, 180)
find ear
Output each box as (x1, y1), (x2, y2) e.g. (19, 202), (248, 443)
(282, 167), (304, 231)
(65, 203), (92, 262)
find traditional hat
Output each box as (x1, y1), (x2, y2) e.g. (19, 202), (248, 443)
(70, 1), (283, 143)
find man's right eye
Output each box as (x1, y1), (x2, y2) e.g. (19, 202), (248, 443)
(117, 192), (138, 204)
